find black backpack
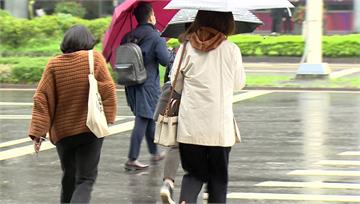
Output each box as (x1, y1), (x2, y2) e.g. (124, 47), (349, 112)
(115, 31), (150, 86)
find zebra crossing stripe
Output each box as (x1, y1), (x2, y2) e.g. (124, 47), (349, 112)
(256, 181), (360, 189)
(233, 91), (273, 103)
(0, 115), (32, 120)
(317, 160), (360, 166)
(288, 170), (360, 177)
(0, 138), (31, 148)
(227, 192), (360, 202)
(339, 151), (360, 156)
(0, 102), (33, 106)
(0, 121), (134, 160)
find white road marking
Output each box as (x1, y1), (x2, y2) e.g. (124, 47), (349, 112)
(330, 68), (360, 79)
(256, 181), (360, 189)
(233, 91), (273, 103)
(0, 88), (36, 91)
(339, 151), (360, 156)
(0, 89), (125, 91)
(0, 141), (55, 161)
(288, 170), (360, 177)
(0, 138), (31, 148)
(0, 115), (32, 120)
(317, 160), (360, 166)
(271, 90), (360, 93)
(0, 91), (269, 160)
(0, 115), (133, 120)
(226, 192), (360, 202)
(0, 102), (33, 106)
(246, 70), (295, 73)
(0, 117), (129, 148)
(0, 121), (134, 161)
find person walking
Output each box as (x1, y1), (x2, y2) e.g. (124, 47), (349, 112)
(159, 23), (191, 204)
(122, 2), (172, 170)
(29, 25), (117, 204)
(170, 10), (246, 203)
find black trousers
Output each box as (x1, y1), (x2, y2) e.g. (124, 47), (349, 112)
(179, 143), (231, 204)
(56, 132), (103, 204)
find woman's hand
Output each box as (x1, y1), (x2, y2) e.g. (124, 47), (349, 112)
(33, 137), (45, 153)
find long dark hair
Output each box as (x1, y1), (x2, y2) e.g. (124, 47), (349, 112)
(185, 10), (235, 37)
(60, 25), (96, 54)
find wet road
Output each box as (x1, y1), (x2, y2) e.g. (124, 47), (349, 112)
(0, 89), (360, 204)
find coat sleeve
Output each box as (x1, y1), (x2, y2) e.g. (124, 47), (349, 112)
(94, 51), (117, 124)
(28, 61), (56, 140)
(233, 46), (246, 91)
(154, 36), (171, 67)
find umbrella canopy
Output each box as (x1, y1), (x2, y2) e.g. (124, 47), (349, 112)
(165, 0), (294, 12)
(161, 9), (263, 38)
(102, 0), (178, 66)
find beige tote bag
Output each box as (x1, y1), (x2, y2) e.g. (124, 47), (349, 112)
(86, 50), (110, 138)
(154, 42), (187, 147)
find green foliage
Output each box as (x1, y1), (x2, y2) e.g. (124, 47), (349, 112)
(0, 14), (111, 51)
(0, 16), (37, 47)
(168, 34), (360, 58)
(0, 64), (13, 83)
(84, 17), (112, 42)
(55, 1), (86, 18)
(0, 9), (10, 17)
(0, 57), (49, 83)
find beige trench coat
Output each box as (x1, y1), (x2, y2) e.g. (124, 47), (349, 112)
(171, 40), (246, 147)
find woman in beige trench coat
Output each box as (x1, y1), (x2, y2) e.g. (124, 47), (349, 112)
(170, 10), (246, 204)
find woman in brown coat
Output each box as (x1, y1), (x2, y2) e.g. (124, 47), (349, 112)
(28, 25), (117, 203)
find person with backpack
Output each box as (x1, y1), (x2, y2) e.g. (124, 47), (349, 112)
(121, 2), (172, 170)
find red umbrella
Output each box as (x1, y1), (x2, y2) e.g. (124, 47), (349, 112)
(102, 0), (178, 67)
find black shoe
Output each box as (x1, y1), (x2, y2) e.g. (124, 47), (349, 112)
(160, 181), (175, 204)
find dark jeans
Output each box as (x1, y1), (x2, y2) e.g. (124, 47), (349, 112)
(56, 132), (103, 204)
(128, 116), (158, 161)
(179, 143), (231, 204)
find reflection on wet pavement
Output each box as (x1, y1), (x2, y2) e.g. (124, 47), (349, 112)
(0, 90), (360, 203)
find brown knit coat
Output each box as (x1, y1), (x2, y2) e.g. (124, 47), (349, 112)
(29, 50), (117, 144)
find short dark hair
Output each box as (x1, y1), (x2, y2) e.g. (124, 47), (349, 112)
(60, 25), (96, 54)
(186, 10), (235, 36)
(134, 2), (153, 24)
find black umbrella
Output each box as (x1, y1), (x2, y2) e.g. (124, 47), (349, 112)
(161, 9), (263, 38)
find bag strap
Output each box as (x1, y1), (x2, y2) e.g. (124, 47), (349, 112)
(88, 50), (94, 75)
(164, 41), (188, 117)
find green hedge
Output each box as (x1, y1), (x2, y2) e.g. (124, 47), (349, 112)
(168, 34), (360, 57)
(0, 12), (111, 48)
(0, 56), (114, 84)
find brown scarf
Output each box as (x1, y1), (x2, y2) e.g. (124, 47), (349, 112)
(186, 27), (226, 52)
